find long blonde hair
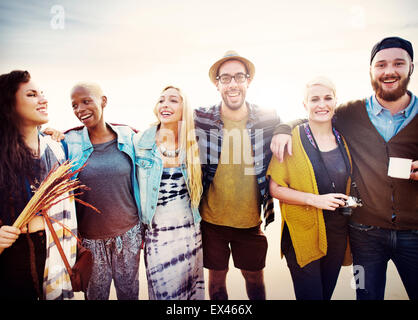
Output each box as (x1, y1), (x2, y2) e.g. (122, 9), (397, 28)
(153, 85), (202, 209)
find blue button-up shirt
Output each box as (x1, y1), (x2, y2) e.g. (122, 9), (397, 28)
(366, 92), (417, 142)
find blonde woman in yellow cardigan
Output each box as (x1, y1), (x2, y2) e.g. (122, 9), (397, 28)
(267, 77), (355, 300)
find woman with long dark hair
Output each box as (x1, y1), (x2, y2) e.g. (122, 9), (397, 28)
(0, 70), (77, 300)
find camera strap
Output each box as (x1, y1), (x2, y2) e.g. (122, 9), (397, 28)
(303, 123), (352, 194)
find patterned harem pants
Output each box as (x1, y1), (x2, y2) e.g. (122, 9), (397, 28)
(82, 223), (142, 300)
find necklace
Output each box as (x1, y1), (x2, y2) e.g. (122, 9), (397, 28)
(303, 122), (342, 149)
(31, 134), (41, 158)
(303, 123), (351, 192)
(159, 144), (180, 158)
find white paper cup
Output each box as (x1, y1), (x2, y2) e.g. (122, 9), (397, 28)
(388, 157), (412, 179)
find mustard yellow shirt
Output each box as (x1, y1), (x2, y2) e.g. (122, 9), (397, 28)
(200, 115), (261, 228)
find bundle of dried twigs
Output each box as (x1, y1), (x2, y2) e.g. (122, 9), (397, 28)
(0, 160), (99, 254)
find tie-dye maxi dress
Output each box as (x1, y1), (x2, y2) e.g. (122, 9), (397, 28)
(143, 167), (205, 300)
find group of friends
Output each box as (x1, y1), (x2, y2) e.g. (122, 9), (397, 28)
(0, 36), (417, 301)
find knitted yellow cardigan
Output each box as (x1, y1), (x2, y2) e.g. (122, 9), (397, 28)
(267, 125), (352, 268)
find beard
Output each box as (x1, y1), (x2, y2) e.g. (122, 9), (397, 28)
(370, 72), (410, 102)
(221, 90), (246, 111)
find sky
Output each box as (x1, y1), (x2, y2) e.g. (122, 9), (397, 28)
(1, 0), (418, 132)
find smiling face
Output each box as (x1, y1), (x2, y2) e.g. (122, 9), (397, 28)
(71, 85), (106, 128)
(156, 87), (183, 125)
(370, 47), (412, 102)
(304, 84), (336, 124)
(216, 59), (250, 111)
(15, 80), (49, 127)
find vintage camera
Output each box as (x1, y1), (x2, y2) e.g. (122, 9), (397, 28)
(339, 196), (363, 216)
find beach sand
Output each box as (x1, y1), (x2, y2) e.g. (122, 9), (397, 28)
(74, 202), (409, 300)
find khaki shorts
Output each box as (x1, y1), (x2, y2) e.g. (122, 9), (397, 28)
(201, 220), (268, 271)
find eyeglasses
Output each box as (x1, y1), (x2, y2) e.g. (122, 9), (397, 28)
(216, 72), (249, 84)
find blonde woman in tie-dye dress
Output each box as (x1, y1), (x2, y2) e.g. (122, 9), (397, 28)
(133, 86), (204, 300)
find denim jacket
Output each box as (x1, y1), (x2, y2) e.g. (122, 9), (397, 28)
(64, 123), (141, 216)
(133, 125), (201, 227)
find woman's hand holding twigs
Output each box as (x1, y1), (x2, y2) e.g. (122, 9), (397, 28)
(0, 225), (22, 250)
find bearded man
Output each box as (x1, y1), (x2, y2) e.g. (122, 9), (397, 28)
(272, 36), (418, 300)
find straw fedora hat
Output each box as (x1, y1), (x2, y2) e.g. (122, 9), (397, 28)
(208, 50), (255, 84)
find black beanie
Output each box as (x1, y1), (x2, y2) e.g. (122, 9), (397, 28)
(370, 36), (413, 65)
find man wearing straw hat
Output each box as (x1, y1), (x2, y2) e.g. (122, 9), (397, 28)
(194, 51), (282, 300)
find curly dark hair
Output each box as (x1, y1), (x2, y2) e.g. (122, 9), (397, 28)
(0, 70), (38, 195)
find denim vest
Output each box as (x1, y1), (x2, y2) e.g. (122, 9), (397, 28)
(133, 125), (201, 227)
(64, 123), (141, 217)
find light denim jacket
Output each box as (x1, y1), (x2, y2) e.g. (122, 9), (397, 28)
(133, 125), (201, 226)
(64, 123), (141, 216)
